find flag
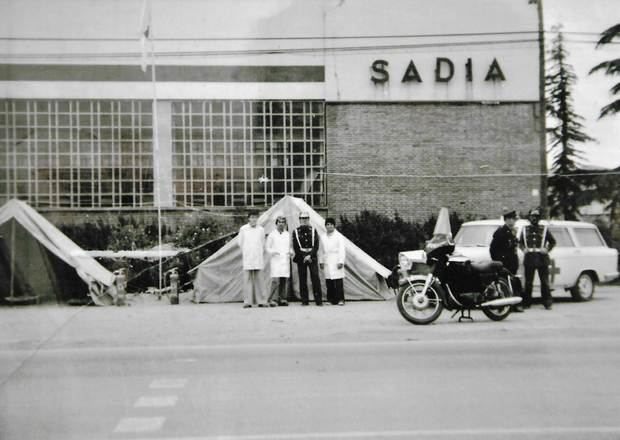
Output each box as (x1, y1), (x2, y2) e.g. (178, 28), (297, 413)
(432, 207), (452, 239)
(139, 0), (151, 73)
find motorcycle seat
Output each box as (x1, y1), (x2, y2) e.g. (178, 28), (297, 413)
(471, 261), (503, 272)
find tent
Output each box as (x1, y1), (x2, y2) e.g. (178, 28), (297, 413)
(0, 199), (116, 305)
(192, 196), (393, 303)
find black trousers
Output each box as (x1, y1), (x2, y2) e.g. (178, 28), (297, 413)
(524, 263), (551, 306)
(500, 258), (522, 299)
(297, 261), (322, 305)
(326, 278), (344, 305)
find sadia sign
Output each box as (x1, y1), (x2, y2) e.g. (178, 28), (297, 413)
(370, 57), (506, 84)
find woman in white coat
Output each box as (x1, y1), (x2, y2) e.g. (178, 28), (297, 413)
(265, 216), (292, 306)
(319, 217), (346, 305)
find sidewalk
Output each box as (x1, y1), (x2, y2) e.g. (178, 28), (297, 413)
(1, 287), (619, 352)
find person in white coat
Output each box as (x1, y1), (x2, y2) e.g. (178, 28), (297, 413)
(238, 210), (266, 308)
(319, 217), (346, 305)
(266, 215), (292, 306)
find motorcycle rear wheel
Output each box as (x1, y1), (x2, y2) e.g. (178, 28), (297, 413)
(397, 281), (443, 325)
(482, 278), (513, 322)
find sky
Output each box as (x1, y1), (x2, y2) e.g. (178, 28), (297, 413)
(544, 0), (620, 169)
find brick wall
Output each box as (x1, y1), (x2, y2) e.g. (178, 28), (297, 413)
(325, 102), (544, 222)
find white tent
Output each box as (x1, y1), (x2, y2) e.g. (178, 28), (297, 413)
(0, 199), (116, 305)
(192, 196), (393, 303)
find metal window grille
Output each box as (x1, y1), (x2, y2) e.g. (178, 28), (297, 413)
(0, 99), (154, 208)
(171, 100), (325, 208)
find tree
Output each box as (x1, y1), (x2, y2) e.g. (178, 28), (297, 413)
(589, 24), (620, 119)
(545, 29), (593, 220)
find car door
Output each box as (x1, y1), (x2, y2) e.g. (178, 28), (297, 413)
(547, 224), (580, 289)
(570, 226), (618, 282)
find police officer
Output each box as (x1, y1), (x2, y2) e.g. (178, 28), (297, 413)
(489, 209), (524, 312)
(519, 208), (556, 310)
(292, 211), (323, 306)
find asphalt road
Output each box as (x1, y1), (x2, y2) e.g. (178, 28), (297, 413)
(1, 287), (619, 440)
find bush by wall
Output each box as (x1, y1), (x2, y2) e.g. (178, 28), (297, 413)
(339, 210), (472, 269)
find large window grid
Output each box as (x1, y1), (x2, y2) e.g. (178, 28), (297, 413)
(171, 100), (325, 207)
(0, 100), (153, 208)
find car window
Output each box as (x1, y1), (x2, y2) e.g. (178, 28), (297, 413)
(573, 228), (606, 247)
(548, 227), (575, 247)
(454, 225), (498, 246)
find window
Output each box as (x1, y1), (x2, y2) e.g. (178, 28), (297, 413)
(454, 225), (498, 246)
(171, 100), (325, 208)
(0, 100), (153, 208)
(548, 227), (575, 247)
(573, 228), (606, 247)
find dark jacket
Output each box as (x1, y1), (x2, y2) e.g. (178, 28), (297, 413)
(489, 224), (519, 274)
(292, 225), (319, 264)
(519, 223), (556, 267)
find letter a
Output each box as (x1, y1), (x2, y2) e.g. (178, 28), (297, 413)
(484, 58), (506, 81)
(402, 60), (423, 83)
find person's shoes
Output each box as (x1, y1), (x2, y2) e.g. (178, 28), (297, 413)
(544, 302), (553, 310)
(513, 305), (524, 313)
(316, 303), (323, 306)
(243, 304), (252, 309)
(301, 302), (309, 306)
(268, 301), (278, 307)
(337, 300), (345, 306)
(278, 300), (289, 306)
(258, 303), (268, 308)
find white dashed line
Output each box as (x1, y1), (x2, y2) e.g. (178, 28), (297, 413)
(114, 417), (165, 433)
(134, 395), (179, 408)
(109, 426), (620, 439)
(149, 378), (188, 389)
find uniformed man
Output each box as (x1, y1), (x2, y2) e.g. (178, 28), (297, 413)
(489, 209), (524, 312)
(519, 208), (556, 310)
(292, 211), (322, 306)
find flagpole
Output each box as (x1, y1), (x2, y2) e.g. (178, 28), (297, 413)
(141, 0), (163, 298)
(150, 39), (163, 298)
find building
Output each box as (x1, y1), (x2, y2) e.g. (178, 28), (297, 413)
(0, 0), (545, 227)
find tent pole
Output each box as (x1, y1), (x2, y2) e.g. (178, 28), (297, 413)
(9, 218), (15, 300)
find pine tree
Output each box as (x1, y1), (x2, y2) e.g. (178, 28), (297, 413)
(545, 29), (593, 220)
(589, 23), (620, 119)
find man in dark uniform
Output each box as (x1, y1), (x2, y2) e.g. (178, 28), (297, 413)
(489, 208), (524, 312)
(519, 208), (556, 310)
(292, 211), (323, 306)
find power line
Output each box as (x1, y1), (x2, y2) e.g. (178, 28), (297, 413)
(324, 171), (620, 179)
(0, 38), (541, 60)
(0, 29), (605, 42)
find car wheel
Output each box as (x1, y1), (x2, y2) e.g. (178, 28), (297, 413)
(570, 272), (595, 302)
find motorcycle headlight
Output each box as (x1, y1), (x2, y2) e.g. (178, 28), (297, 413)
(398, 253), (412, 271)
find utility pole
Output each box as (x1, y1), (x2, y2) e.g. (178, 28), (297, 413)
(536, 0), (548, 213)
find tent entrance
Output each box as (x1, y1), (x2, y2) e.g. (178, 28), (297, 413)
(0, 219), (89, 306)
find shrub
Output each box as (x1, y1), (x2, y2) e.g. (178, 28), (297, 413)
(339, 210), (473, 269)
(339, 211), (426, 269)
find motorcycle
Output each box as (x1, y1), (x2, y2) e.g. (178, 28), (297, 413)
(394, 237), (522, 325)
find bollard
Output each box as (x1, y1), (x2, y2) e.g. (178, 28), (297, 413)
(113, 269), (127, 306)
(169, 268), (179, 305)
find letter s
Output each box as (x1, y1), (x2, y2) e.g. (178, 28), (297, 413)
(371, 60), (389, 84)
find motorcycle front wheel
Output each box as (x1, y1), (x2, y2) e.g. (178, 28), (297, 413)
(482, 278), (513, 322)
(397, 281), (443, 325)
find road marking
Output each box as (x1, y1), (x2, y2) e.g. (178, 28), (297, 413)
(110, 426), (620, 439)
(134, 395), (179, 408)
(113, 417), (165, 433)
(174, 358), (198, 363)
(149, 378), (188, 389)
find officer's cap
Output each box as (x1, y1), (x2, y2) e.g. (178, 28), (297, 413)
(503, 209), (517, 219)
